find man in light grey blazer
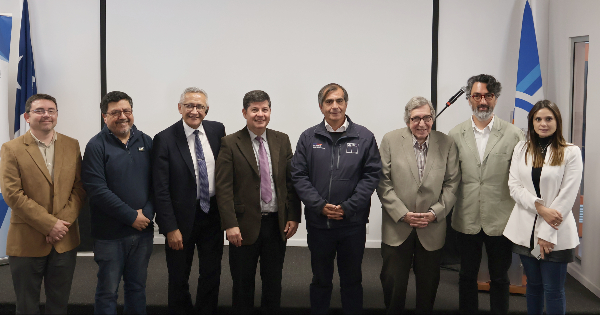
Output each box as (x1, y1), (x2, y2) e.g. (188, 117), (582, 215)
(377, 96), (460, 314)
(448, 74), (525, 314)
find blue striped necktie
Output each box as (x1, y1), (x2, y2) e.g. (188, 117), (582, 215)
(193, 130), (210, 213)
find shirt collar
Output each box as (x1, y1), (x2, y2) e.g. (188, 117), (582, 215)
(30, 130), (57, 147)
(324, 117), (349, 132)
(247, 128), (267, 142)
(471, 115), (495, 133)
(183, 119), (206, 138)
(412, 134), (429, 149)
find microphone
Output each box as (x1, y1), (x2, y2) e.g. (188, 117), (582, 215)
(447, 86), (466, 106)
(436, 86), (466, 118)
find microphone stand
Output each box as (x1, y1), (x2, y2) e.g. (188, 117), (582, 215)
(436, 89), (465, 119)
(435, 103), (451, 119)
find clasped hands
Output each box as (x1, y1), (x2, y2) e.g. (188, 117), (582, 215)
(402, 211), (435, 228)
(322, 204), (344, 220)
(46, 219), (71, 244)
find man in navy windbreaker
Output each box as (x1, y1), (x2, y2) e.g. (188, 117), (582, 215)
(291, 83), (381, 314)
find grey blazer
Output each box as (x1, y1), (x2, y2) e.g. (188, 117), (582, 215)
(448, 117), (525, 236)
(377, 128), (460, 251)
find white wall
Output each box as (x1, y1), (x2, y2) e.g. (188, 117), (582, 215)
(547, 0), (600, 298)
(0, 0), (100, 152)
(105, 0), (433, 248)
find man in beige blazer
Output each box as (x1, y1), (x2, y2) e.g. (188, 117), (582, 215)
(216, 90), (301, 314)
(448, 74), (525, 314)
(377, 96), (460, 314)
(0, 94), (86, 314)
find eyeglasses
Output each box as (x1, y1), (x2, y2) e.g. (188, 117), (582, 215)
(106, 109), (133, 117)
(410, 115), (433, 124)
(468, 93), (495, 101)
(182, 103), (207, 112)
(29, 108), (58, 116)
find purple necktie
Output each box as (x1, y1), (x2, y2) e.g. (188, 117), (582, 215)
(256, 136), (272, 204)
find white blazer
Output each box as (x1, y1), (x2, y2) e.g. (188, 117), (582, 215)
(503, 141), (583, 251)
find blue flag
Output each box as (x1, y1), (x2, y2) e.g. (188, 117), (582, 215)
(14, 0), (37, 137)
(514, 0), (543, 132)
(0, 13), (12, 260)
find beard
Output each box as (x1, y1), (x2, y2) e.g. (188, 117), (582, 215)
(114, 119), (132, 135)
(472, 105), (494, 121)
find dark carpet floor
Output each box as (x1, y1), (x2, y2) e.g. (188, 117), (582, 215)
(1, 245), (599, 314)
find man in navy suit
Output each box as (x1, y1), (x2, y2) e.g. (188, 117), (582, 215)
(152, 87), (226, 314)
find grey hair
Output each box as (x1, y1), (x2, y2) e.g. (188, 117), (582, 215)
(404, 96), (436, 125)
(179, 87), (208, 105)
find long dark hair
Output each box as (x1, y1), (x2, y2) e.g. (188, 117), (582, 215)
(526, 100), (568, 167)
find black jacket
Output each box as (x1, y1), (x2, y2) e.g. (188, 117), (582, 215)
(82, 125), (154, 240)
(291, 116), (381, 229)
(152, 120), (225, 240)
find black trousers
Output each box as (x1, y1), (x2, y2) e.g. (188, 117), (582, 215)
(165, 199), (223, 314)
(9, 247), (77, 314)
(457, 230), (512, 314)
(380, 229), (443, 314)
(229, 213), (286, 314)
(307, 224), (366, 315)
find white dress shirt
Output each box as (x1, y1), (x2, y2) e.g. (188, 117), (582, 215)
(248, 129), (278, 213)
(324, 118), (349, 132)
(472, 115), (495, 162)
(182, 120), (216, 198)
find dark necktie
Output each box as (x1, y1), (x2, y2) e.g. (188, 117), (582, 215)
(193, 130), (210, 213)
(256, 136), (272, 204)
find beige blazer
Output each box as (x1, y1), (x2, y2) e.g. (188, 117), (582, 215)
(0, 131), (86, 257)
(377, 128), (460, 251)
(448, 117), (525, 236)
(503, 141), (582, 250)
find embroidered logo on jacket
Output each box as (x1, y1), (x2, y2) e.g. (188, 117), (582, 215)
(346, 143), (359, 154)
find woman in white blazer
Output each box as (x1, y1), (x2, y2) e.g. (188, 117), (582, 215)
(503, 100), (583, 315)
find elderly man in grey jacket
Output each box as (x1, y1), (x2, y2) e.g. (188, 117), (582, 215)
(378, 96), (460, 314)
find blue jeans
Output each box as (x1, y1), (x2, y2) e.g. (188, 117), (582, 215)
(94, 233), (154, 314)
(520, 255), (568, 315)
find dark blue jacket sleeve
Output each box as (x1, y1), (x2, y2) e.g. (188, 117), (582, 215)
(81, 140), (137, 226)
(290, 132), (327, 214)
(340, 134), (381, 219)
